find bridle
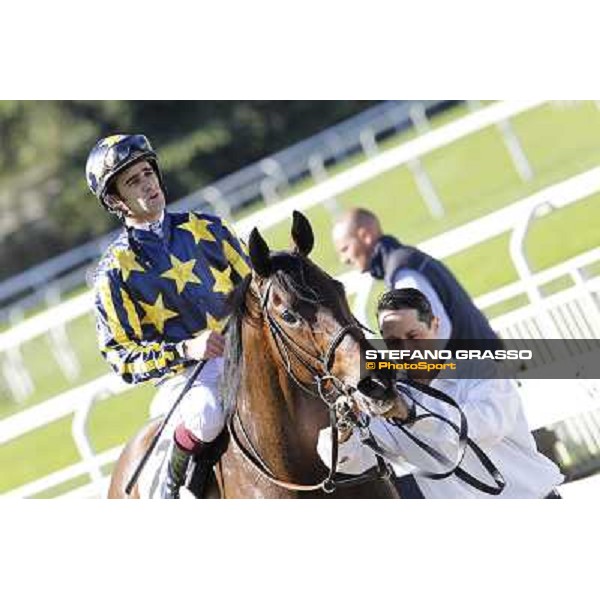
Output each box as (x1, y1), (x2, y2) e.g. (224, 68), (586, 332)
(227, 276), (506, 497)
(227, 278), (391, 494)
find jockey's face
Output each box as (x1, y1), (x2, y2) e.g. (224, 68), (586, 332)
(332, 222), (377, 272)
(108, 160), (166, 224)
(378, 308), (440, 352)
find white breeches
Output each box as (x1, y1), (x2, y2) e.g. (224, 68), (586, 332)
(150, 358), (226, 443)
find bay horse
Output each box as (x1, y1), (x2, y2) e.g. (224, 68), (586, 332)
(108, 211), (408, 498)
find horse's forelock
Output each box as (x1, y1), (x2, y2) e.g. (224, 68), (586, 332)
(272, 252), (349, 318)
(221, 253), (352, 413)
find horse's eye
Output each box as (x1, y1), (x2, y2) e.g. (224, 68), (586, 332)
(281, 309), (299, 325)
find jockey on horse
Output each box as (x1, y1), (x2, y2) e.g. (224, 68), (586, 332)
(86, 133), (251, 498)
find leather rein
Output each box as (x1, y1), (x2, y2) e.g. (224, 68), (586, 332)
(227, 279), (390, 494)
(227, 278), (505, 496)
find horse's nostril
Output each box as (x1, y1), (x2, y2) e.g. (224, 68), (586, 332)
(357, 376), (389, 401)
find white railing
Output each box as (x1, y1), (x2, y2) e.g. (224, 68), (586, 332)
(233, 100), (545, 238)
(4, 100), (600, 497)
(5, 155), (600, 369)
(0, 100), (450, 313)
(3, 243), (600, 498)
(4, 265), (599, 499)
(1, 446), (122, 500)
(0, 100), (552, 403)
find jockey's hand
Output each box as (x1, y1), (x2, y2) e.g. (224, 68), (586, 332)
(184, 330), (226, 360)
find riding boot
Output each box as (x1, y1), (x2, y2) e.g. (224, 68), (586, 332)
(161, 442), (193, 499)
(161, 424), (203, 499)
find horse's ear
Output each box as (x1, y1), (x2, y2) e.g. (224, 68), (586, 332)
(249, 227), (273, 278)
(291, 210), (314, 257)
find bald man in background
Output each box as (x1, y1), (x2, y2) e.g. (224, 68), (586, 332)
(332, 208), (502, 352)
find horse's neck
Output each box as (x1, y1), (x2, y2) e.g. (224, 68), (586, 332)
(237, 326), (330, 482)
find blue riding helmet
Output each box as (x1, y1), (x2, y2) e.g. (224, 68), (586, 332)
(85, 134), (165, 208)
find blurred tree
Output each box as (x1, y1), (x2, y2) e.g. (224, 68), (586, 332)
(0, 100), (375, 278)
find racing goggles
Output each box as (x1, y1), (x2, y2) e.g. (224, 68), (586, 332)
(104, 134), (154, 170)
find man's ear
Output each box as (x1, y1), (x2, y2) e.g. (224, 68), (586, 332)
(430, 316), (440, 336)
(105, 193), (130, 217)
(356, 225), (368, 242)
(359, 226), (376, 246)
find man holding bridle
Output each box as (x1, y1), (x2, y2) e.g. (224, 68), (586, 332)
(318, 288), (564, 498)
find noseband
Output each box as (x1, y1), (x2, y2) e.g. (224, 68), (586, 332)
(228, 278), (390, 494)
(228, 276), (506, 497)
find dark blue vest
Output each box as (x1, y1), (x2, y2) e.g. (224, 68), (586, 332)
(369, 236), (502, 349)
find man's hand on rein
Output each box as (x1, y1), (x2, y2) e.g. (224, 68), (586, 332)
(334, 396), (360, 444)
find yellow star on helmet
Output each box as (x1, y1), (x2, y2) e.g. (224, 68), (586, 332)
(102, 134), (126, 147)
(206, 312), (228, 333)
(222, 240), (251, 278)
(178, 214), (216, 244)
(160, 255), (202, 293)
(114, 249), (145, 281)
(140, 293), (178, 334)
(210, 265), (233, 295)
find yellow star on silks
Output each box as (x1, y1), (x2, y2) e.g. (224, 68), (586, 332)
(222, 240), (251, 278)
(210, 265), (234, 295)
(160, 255), (202, 293)
(114, 249), (145, 281)
(140, 293), (178, 334)
(177, 213), (216, 244)
(206, 312), (228, 333)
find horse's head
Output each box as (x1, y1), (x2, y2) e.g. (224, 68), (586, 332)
(240, 210), (409, 420)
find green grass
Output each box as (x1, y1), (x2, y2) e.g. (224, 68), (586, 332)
(0, 313), (108, 419)
(0, 384), (153, 494)
(3, 101), (600, 496)
(354, 193), (600, 330)
(263, 103), (600, 276)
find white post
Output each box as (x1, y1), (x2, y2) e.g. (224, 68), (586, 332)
(359, 128), (379, 158)
(71, 392), (104, 487)
(260, 177), (280, 205)
(406, 102), (444, 218)
(496, 119), (534, 182)
(4, 307), (35, 402)
(1, 352), (34, 403)
(407, 158), (445, 219)
(570, 268), (600, 337)
(260, 158), (289, 202)
(509, 202), (563, 339)
(308, 153), (340, 217)
(308, 153), (328, 183)
(409, 102), (431, 135)
(468, 100), (533, 181)
(45, 287), (80, 382)
(203, 186), (232, 220)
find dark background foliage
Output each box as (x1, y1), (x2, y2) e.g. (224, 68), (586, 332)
(0, 101), (375, 278)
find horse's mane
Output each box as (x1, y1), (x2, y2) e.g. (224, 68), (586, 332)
(221, 274), (253, 415)
(220, 251), (350, 414)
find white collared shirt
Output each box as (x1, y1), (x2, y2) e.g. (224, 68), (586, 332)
(318, 373), (564, 499)
(127, 211), (165, 235)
